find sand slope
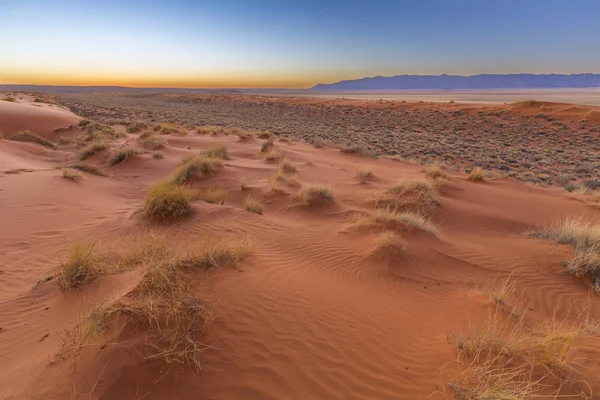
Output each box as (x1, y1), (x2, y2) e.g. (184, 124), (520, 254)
(1, 105), (600, 400)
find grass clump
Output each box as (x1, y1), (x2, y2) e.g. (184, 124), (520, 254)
(279, 159), (297, 173)
(296, 183), (335, 207)
(311, 137), (326, 148)
(245, 197), (263, 214)
(193, 187), (227, 205)
(2, 96), (16, 102)
(143, 181), (193, 220)
(424, 162), (447, 179)
(258, 139), (282, 161)
(359, 208), (439, 236)
(62, 168), (83, 182)
(141, 134), (167, 150)
(355, 167), (373, 183)
(155, 123), (184, 135)
(68, 164), (105, 176)
(8, 131), (57, 150)
(125, 120), (147, 133)
(108, 147), (140, 166)
(372, 231), (405, 258)
(375, 180), (440, 213)
(78, 141), (107, 160)
(57, 243), (98, 291)
(201, 144), (228, 160)
(340, 144), (367, 154)
(172, 154), (222, 185)
(468, 167), (487, 182)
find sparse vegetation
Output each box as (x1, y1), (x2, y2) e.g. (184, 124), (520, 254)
(245, 197), (263, 214)
(355, 167), (373, 183)
(172, 154), (223, 184)
(357, 207), (439, 236)
(372, 231), (405, 258)
(279, 159), (297, 172)
(62, 168), (83, 182)
(141, 134), (167, 149)
(125, 120), (147, 133)
(468, 167), (487, 182)
(374, 180), (440, 213)
(108, 147), (140, 166)
(340, 144), (367, 154)
(193, 187), (227, 205)
(296, 183), (335, 207)
(143, 181), (193, 220)
(7, 131), (57, 150)
(57, 243), (98, 291)
(78, 141), (107, 160)
(68, 163), (105, 176)
(155, 122), (184, 135)
(201, 144), (229, 160)
(424, 162), (447, 179)
(2, 96), (16, 102)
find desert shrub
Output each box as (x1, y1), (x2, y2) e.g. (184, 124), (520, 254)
(245, 197), (263, 214)
(355, 167), (373, 183)
(78, 119), (91, 127)
(201, 144), (228, 160)
(340, 144), (367, 154)
(360, 208), (439, 236)
(296, 183), (335, 207)
(7, 131), (57, 150)
(311, 137), (326, 148)
(192, 188), (227, 205)
(259, 139), (275, 154)
(256, 131), (272, 139)
(172, 155), (222, 185)
(155, 123), (183, 135)
(108, 147), (140, 166)
(57, 243), (98, 290)
(424, 162), (447, 179)
(469, 167), (487, 181)
(263, 148), (281, 162)
(141, 134), (167, 150)
(68, 164), (105, 176)
(143, 181), (193, 220)
(2, 96), (16, 102)
(279, 160), (297, 173)
(78, 141), (107, 160)
(372, 231), (405, 258)
(375, 180), (440, 213)
(125, 120), (147, 133)
(62, 168), (83, 182)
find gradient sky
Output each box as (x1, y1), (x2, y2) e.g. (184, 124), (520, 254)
(1, 0), (600, 88)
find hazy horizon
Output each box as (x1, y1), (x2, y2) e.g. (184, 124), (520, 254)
(2, 0), (600, 88)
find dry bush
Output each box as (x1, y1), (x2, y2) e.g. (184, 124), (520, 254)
(78, 119), (91, 127)
(2, 96), (16, 102)
(296, 183), (335, 207)
(237, 131), (252, 141)
(256, 131), (272, 140)
(358, 208), (439, 236)
(374, 180), (440, 213)
(340, 144), (367, 155)
(372, 231), (405, 258)
(259, 139), (275, 154)
(153, 152), (164, 159)
(78, 141), (107, 161)
(57, 243), (99, 291)
(62, 168), (83, 182)
(68, 164), (105, 176)
(263, 148), (281, 162)
(279, 159), (297, 173)
(469, 167), (487, 182)
(272, 169), (299, 185)
(125, 121), (148, 133)
(172, 154), (222, 185)
(143, 181), (193, 220)
(108, 147), (140, 166)
(82, 123), (121, 142)
(245, 197), (263, 214)
(424, 162), (447, 179)
(527, 217), (600, 249)
(279, 137), (292, 144)
(240, 179), (249, 190)
(311, 137), (326, 148)
(141, 134), (167, 150)
(565, 245), (600, 278)
(193, 187), (227, 205)
(201, 144), (228, 160)
(58, 304), (110, 364)
(8, 131), (57, 150)
(155, 123), (184, 135)
(355, 167), (373, 183)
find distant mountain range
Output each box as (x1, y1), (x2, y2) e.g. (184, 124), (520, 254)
(0, 85), (244, 95)
(311, 74), (600, 91)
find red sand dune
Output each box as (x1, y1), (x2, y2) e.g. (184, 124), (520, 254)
(1, 101), (600, 400)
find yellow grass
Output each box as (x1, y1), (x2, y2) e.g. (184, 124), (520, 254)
(140, 134), (167, 149)
(469, 167), (487, 182)
(201, 144), (229, 160)
(143, 181), (193, 220)
(424, 162), (447, 179)
(8, 131), (57, 150)
(374, 180), (440, 213)
(355, 167), (373, 183)
(279, 159), (297, 172)
(245, 197), (263, 214)
(108, 146), (140, 166)
(296, 183), (335, 206)
(172, 155), (222, 184)
(372, 231), (405, 258)
(57, 242), (99, 291)
(193, 187), (227, 205)
(62, 168), (83, 182)
(78, 141), (107, 161)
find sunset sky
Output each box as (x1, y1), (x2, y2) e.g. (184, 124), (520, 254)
(1, 0), (600, 88)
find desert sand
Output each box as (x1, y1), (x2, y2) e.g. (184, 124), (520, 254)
(1, 94), (600, 400)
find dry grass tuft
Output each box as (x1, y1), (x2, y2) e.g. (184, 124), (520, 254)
(125, 121), (148, 133)
(355, 167), (373, 183)
(155, 123), (184, 135)
(57, 243), (99, 291)
(143, 181), (193, 220)
(263, 148), (281, 162)
(68, 164), (105, 176)
(245, 197), (263, 214)
(8, 131), (57, 149)
(372, 231), (405, 258)
(469, 167), (487, 182)
(375, 180), (440, 213)
(340, 144), (367, 155)
(279, 159), (297, 173)
(192, 187), (227, 205)
(78, 141), (107, 161)
(2, 96), (16, 102)
(296, 183), (336, 207)
(172, 154), (222, 185)
(62, 168), (83, 182)
(108, 147), (140, 166)
(141, 134), (167, 150)
(201, 144), (229, 160)
(424, 162), (447, 179)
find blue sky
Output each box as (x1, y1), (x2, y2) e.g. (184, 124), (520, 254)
(1, 0), (599, 87)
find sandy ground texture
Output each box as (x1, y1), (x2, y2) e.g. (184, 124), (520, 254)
(1, 96), (600, 399)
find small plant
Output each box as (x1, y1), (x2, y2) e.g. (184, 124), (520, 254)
(355, 167), (373, 183)
(256, 131), (272, 139)
(2, 96), (16, 102)
(424, 162), (447, 179)
(311, 137), (326, 148)
(372, 231), (405, 258)
(155, 123), (183, 135)
(279, 160), (297, 173)
(245, 197), (263, 214)
(375, 180), (440, 213)
(296, 183), (335, 207)
(193, 187), (227, 205)
(201, 144), (228, 160)
(68, 164), (105, 176)
(78, 141), (107, 160)
(263, 148), (281, 162)
(143, 181), (193, 220)
(172, 155), (222, 184)
(78, 119), (91, 127)
(469, 167), (487, 182)
(108, 147), (140, 166)
(141, 134), (167, 149)
(340, 144), (366, 154)
(259, 139), (275, 154)
(57, 243), (98, 291)
(62, 168), (83, 182)
(153, 152), (164, 159)
(7, 131), (57, 150)
(240, 179), (249, 190)
(125, 120), (147, 133)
